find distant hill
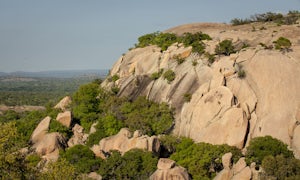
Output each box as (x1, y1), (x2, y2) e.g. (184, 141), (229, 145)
(0, 69), (109, 78)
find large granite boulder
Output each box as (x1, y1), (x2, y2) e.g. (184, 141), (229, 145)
(92, 128), (160, 157)
(54, 96), (72, 111)
(56, 111), (72, 128)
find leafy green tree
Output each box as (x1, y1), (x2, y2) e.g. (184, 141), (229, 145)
(170, 138), (242, 179)
(39, 158), (77, 180)
(150, 69), (164, 80)
(86, 114), (124, 147)
(49, 119), (72, 139)
(60, 144), (102, 173)
(0, 122), (26, 179)
(98, 149), (158, 180)
(262, 155), (300, 180)
(72, 83), (101, 119)
(215, 39), (235, 56)
(246, 136), (293, 165)
(121, 96), (174, 135)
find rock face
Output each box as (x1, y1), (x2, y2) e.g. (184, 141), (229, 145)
(92, 128), (160, 157)
(150, 158), (190, 180)
(67, 124), (89, 147)
(30, 116), (67, 161)
(54, 96), (72, 111)
(56, 111), (72, 128)
(102, 22), (300, 156)
(31, 116), (51, 144)
(214, 154), (252, 180)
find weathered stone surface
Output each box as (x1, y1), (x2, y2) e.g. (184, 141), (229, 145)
(150, 158), (190, 180)
(33, 132), (67, 160)
(232, 166), (251, 180)
(67, 124), (88, 147)
(157, 158), (176, 170)
(91, 145), (106, 159)
(56, 111), (72, 128)
(232, 157), (247, 174)
(98, 128), (160, 155)
(31, 116), (51, 144)
(179, 86), (248, 148)
(214, 169), (233, 180)
(54, 96), (72, 111)
(222, 152), (232, 170)
(215, 156), (252, 180)
(87, 172), (102, 180)
(245, 50), (300, 151)
(292, 126), (300, 159)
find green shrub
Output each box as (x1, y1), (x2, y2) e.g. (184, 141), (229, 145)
(262, 155), (300, 180)
(72, 83), (101, 120)
(111, 86), (120, 95)
(135, 32), (178, 51)
(238, 69), (246, 79)
(205, 52), (215, 64)
(111, 74), (120, 82)
(192, 60), (198, 66)
(60, 145), (102, 173)
(246, 136), (293, 165)
(98, 149), (158, 180)
(135, 31), (211, 53)
(121, 96), (174, 135)
(273, 37), (292, 50)
(183, 93), (192, 102)
(40, 158), (77, 180)
(174, 56), (185, 65)
(86, 114), (123, 147)
(49, 120), (72, 139)
(150, 69), (164, 80)
(215, 39), (235, 56)
(170, 139), (242, 179)
(25, 154), (41, 169)
(163, 69), (176, 83)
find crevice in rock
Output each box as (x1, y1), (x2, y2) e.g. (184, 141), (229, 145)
(166, 73), (188, 101)
(242, 114), (251, 149)
(233, 96), (239, 106)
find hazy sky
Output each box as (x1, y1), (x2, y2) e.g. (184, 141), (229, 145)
(0, 0), (299, 72)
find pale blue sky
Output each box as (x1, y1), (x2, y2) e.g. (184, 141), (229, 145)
(0, 0), (299, 72)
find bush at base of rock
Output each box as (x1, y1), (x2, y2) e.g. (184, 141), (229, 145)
(245, 136), (293, 165)
(60, 144), (103, 173)
(170, 138), (242, 179)
(98, 149), (158, 180)
(262, 154), (300, 180)
(86, 114), (123, 147)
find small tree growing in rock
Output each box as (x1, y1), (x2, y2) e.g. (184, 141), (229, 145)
(273, 37), (292, 51)
(163, 70), (176, 83)
(215, 39), (235, 56)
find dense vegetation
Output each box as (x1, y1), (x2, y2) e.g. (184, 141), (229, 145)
(231, 10), (300, 26)
(76, 81), (175, 146)
(135, 31), (211, 54)
(0, 77), (98, 106)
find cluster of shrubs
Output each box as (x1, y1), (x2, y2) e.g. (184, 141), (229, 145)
(231, 11), (300, 26)
(158, 135), (300, 179)
(71, 82), (174, 147)
(135, 31), (211, 54)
